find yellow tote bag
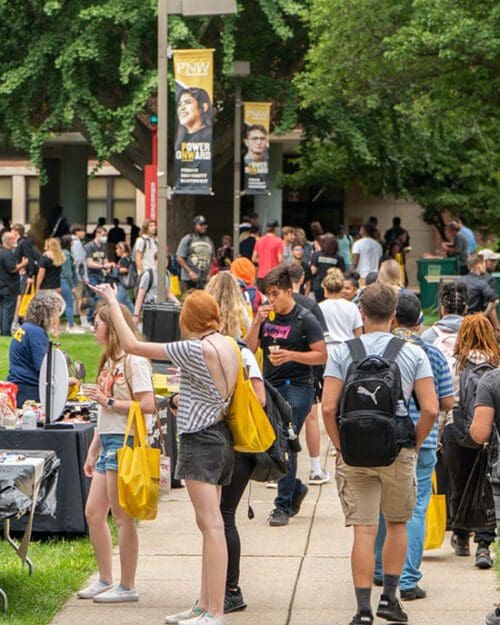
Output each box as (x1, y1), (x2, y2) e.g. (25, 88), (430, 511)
(226, 339), (276, 453)
(170, 274), (182, 298)
(424, 471), (447, 550)
(117, 401), (160, 520)
(18, 282), (35, 318)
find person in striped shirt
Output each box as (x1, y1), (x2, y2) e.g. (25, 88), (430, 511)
(374, 292), (454, 601)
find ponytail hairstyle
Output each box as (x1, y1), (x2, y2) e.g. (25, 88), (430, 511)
(439, 282), (468, 317)
(322, 267), (345, 294)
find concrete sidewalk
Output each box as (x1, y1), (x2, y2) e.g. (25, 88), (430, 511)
(51, 435), (498, 625)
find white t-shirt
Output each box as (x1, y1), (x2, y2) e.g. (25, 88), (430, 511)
(319, 298), (363, 344)
(134, 235), (158, 270)
(97, 354), (153, 434)
(352, 237), (383, 278)
(241, 346), (263, 380)
(324, 331), (433, 400)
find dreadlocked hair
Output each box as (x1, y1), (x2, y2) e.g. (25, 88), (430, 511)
(439, 282), (468, 316)
(454, 314), (500, 372)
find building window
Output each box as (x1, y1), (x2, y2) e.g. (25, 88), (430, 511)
(26, 177), (39, 223)
(87, 177), (108, 223)
(87, 176), (136, 223)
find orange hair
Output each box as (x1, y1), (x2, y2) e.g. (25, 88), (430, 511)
(230, 257), (256, 285)
(179, 290), (222, 338)
(454, 314), (500, 371)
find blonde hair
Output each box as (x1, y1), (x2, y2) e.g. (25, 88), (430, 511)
(378, 259), (402, 288)
(322, 267), (344, 294)
(95, 303), (142, 376)
(44, 238), (65, 267)
(206, 272), (250, 339)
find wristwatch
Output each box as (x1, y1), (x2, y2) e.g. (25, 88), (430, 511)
(106, 397), (115, 409)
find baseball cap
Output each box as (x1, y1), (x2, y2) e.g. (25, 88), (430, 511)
(478, 248), (500, 261)
(193, 215), (207, 225)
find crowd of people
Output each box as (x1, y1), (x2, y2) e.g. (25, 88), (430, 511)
(1, 211), (499, 625)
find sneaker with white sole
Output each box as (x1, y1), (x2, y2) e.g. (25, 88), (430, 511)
(308, 469), (331, 485)
(92, 584), (139, 603)
(180, 613), (222, 625)
(77, 579), (112, 599)
(266, 481), (278, 489)
(165, 605), (204, 624)
(67, 325), (86, 334)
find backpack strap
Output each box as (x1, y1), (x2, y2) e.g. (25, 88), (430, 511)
(346, 338), (366, 362)
(382, 336), (405, 362)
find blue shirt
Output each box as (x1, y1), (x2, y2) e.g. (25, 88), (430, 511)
(7, 323), (49, 387)
(392, 329), (454, 449)
(460, 225), (477, 255)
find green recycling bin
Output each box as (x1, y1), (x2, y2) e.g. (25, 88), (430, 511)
(417, 257), (459, 309)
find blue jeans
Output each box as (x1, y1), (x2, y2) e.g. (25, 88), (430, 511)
(86, 275), (104, 323)
(273, 383), (314, 515)
(117, 284), (134, 313)
(374, 447), (437, 589)
(60, 279), (75, 326)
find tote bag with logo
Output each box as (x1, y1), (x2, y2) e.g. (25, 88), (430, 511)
(117, 401), (160, 520)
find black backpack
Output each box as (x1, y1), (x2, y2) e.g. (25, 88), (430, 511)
(119, 258), (138, 289)
(251, 381), (293, 483)
(453, 361), (495, 448)
(338, 337), (415, 467)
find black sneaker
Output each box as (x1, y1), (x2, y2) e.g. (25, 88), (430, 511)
(451, 533), (470, 556)
(290, 484), (309, 517)
(376, 594), (408, 623)
(475, 545), (493, 569)
(224, 587), (247, 614)
(268, 508), (289, 526)
(348, 611), (373, 625)
(373, 577), (383, 587)
(400, 585), (427, 601)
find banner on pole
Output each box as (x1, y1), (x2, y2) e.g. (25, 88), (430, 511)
(243, 102), (272, 195)
(144, 164), (158, 221)
(173, 49), (214, 195)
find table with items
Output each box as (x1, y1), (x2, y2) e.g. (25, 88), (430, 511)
(0, 449), (59, 611)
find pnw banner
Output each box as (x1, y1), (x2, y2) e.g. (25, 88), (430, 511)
(243, 102), (272, 194)
(173, 49), (214, 195)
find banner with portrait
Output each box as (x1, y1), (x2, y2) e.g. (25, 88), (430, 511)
(243, 102), (272, 195)
(173, 49), (214, 195)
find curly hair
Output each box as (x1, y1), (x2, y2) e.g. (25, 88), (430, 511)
(25, 293), (62, 332)
(439, 282), (468, 316)
(454, 314), (500, 372)
(205, 272), (250, 340)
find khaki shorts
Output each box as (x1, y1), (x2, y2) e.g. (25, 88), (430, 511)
(335, 447), (417, 526)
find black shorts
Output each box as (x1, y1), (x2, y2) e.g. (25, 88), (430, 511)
(176, 421), (234, 486)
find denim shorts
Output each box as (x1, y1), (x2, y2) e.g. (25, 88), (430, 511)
(176, 421), (234, 486)
(95, 434), (134, 474)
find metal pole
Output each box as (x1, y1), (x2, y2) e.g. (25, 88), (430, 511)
(157, 0), (168, 303)
(233, 79), (242, 255)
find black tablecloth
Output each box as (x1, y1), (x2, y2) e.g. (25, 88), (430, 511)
(0, 424), (95, 534)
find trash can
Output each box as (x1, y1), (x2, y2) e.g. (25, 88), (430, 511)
(417, 257), (458, 309)
(142, 303), (181, 343)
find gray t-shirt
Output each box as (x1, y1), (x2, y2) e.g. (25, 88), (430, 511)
(176, 232), (215, 281)
(324, 331), (433, 400)
(475, 369), (500, 431)
(453, 231), (469, 266)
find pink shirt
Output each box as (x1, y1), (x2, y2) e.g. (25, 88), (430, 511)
(254, 234), (284, 278)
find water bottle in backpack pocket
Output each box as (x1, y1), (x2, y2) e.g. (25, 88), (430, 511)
(337, 337), (415, 468)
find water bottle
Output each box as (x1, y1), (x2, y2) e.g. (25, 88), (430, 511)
(22, 407), (38, 430)
(395, 400), (407, 417)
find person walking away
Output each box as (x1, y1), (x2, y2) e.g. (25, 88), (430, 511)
(90, 284), (239, 625)
(12, 223), (41, 286)
(238, 223), (259, 260)
(322, 282), (437, 625)
(176, 215), (215, 292)
(77, 302), (155, 603)
(252, 219), (284, 291)
(470, 368), (500, 625)
(126, 217), (140, 250)
(0, 231), (28, 335)
(337, 225), (353, 271)
(245, 265), (327, 526)
(351, 223), (383, 285)
(289, 264), (330, 485)
(230, 256), (266, 318)
(60, 235), (84, 333)
(374, 292), (453, 600)
(133, 219), (158, 274)
(310, 233), (346, 303)
(205, 271), (264, 614)
(36, 237), (65, 336)
(463, 256), (500, 338)
(319, 267), (363, 351)
(421, 282), (467, 346)
(442, 221), (469, 275)
(441, 314), (499, 568)
(132, 254), (179, 325)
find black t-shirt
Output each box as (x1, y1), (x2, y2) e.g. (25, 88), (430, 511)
(259, 303), (324, 386)
(39, 256), (61, 289)
(464, 273), (498, 313)
(0, 247), (20, 295)
(311, 252), (346, 290)
(239, 235), (257, 260)
(14, 237), (41, 277)
(292, 293), (327, 331)
(84, 241), (107, 280)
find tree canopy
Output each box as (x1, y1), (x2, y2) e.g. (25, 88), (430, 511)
(291, 0), (499, 234)
(0, 0), (307, 187)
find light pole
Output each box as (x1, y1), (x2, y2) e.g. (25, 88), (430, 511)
(156, 0), (237, 302)
(231, 61), (250, 254)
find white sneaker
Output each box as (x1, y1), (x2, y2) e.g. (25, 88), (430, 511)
(165, 605), (204, 624)
(67, 325), (85, 334)
(182, 614), (222, 625)
(266, 481), (278, 489)
(92, 584), (139, 603)
(77, 579), (112, 599)
(308, 469), (331, 485)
